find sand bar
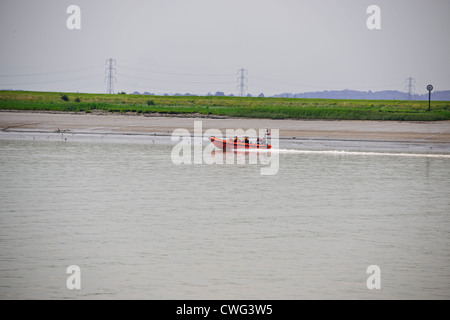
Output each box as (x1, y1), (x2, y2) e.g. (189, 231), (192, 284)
(1, 111), (450, 142)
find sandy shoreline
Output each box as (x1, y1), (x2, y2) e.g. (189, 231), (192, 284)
(1, 110), (450, 142)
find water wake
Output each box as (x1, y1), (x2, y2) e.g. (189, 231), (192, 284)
(274, 149), (450, 158)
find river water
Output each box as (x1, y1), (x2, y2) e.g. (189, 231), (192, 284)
(0, 131), (449, 299)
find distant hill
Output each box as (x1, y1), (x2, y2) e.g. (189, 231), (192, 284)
(3, 88), (449, 101)
(272, 90), (450, 101)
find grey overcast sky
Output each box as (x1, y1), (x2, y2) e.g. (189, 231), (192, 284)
(0, 0), (449, 96)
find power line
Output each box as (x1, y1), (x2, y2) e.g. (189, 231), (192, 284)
(252, 74), (404, 91)
(0, 66), (99, 77)
(120, 65), (235, 77)
(105, 58), (116, 94)
(0, 75), (101, 86)
(120, 73), (234, 85)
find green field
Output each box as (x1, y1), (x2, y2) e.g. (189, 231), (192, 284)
(1, 90), (450, 121)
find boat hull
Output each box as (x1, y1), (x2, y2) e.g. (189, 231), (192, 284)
(210, 137), (271, 150)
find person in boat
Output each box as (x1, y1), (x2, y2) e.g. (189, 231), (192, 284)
(243, 136), (249, 144)
(260, 129), (270, 144)
(233, 136), (238, 143)
(256, 129), (269, 146)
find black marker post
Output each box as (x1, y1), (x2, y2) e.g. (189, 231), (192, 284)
(427, 84), (433, 111)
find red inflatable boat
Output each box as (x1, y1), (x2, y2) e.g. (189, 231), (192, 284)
(210, 136), (271, 150)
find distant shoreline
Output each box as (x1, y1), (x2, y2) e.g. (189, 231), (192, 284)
(1, 90), (450, 121)
(1, 110), (449, 143)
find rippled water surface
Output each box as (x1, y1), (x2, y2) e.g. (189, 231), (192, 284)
(0, 135), (449, 299)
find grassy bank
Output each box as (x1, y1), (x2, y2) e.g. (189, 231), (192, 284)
(1, 90), (450, 121)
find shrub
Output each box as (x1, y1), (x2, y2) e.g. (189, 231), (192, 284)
(147, 100), (155, 106)
(75, 97), (81, 102)
(60, 94), (69, 102)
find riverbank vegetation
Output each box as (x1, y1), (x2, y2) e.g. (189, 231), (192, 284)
(1, 90), (449, 121)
